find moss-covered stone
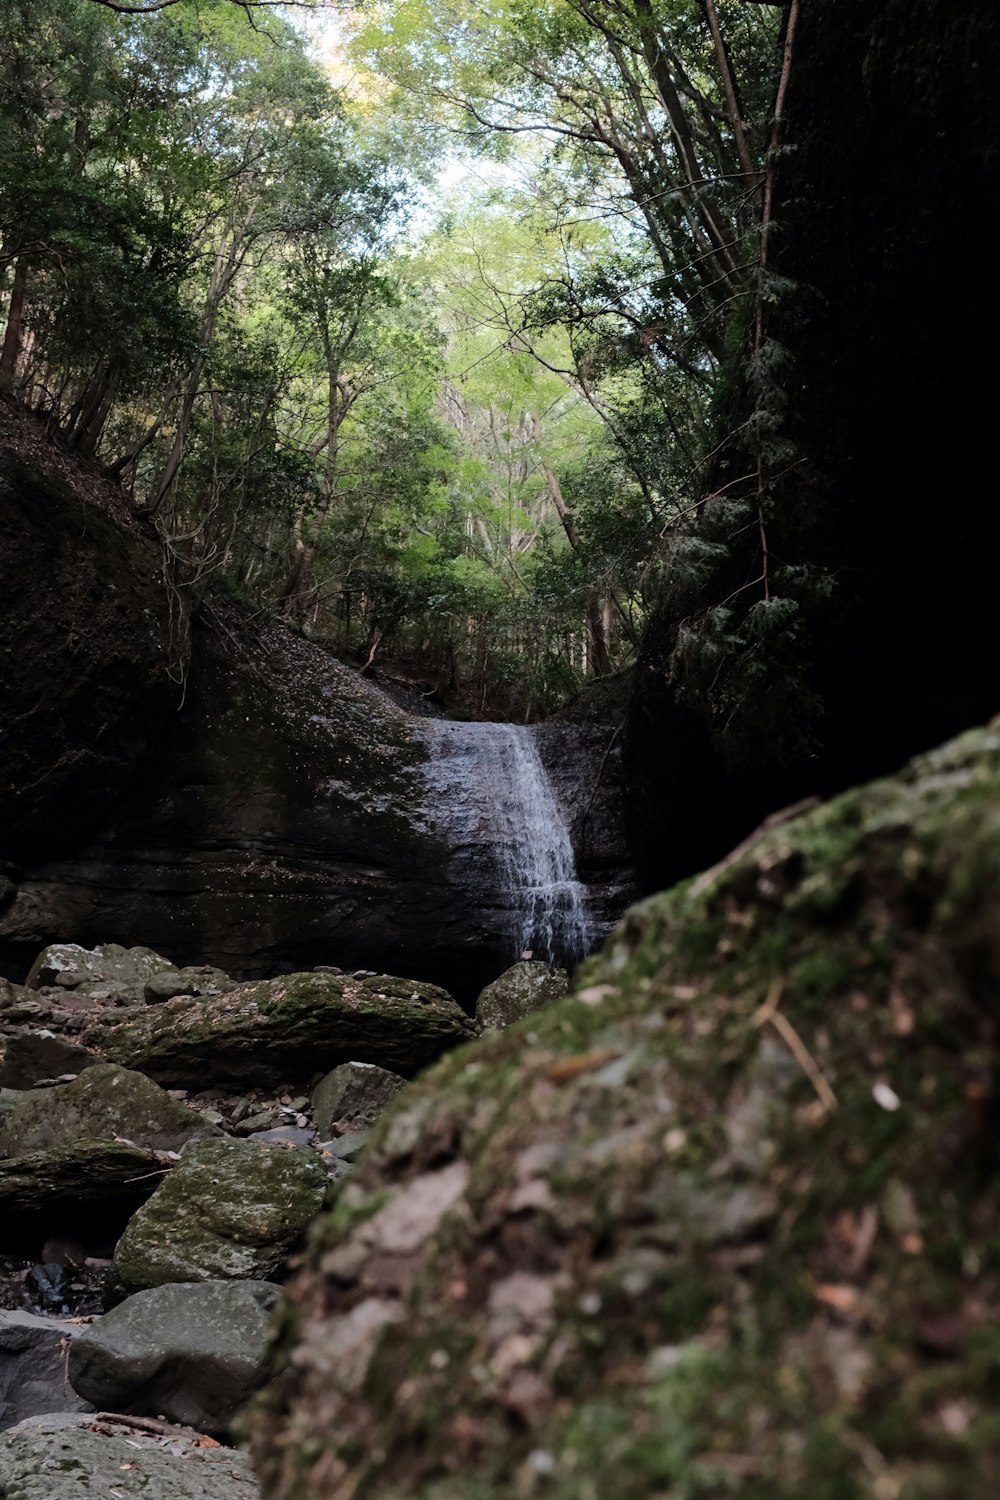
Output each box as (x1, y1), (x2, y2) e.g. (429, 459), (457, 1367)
(0, 1064), (219, 1158)
(251, 727), (1000, 1498)
(113, 1138), (328, 1289)
(83, 972), (476, 1088)
(475, 961), (568, 1031)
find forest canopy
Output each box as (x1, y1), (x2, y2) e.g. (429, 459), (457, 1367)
(0, 0), (788, 720)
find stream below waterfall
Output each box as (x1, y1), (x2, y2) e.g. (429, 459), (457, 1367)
(420, 720), (592, 968)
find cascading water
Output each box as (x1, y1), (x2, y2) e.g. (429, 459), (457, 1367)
(421, 720), (592, 967)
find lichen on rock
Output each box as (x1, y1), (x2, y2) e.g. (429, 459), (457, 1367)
(82, 971), (477, 1089)
(250, 726), (1000, 1499)
(113, 1137), (329, 1289)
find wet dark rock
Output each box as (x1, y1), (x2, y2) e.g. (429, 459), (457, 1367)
(80, 972), (476, 1089)
(0, 450), (184, 869)
(475, 960), (568, 1031)
(310, 1061), (406, 1138)
(0, 1142), (171, 1231)
(0, 1413), (260, 1499)
(68, 1281), (281, 1435)
(0, 1311), (91, 1427)
(113, 1138), (327, 1289)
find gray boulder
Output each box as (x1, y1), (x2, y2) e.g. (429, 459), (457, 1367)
(475, 959), (568, 1030)
(310, 1061), (406, 1138)
(0, 1312), (91, 1427)
(0, 1413), (259, 1498)
(25, 943), (177, 998)
(0, 1064), (220, 1158)
(68, 1281), (280, 1434)
(82, 972), (477, 1088)
(113, 1138), (327, 1289)
(0, 1032), (101, 1089)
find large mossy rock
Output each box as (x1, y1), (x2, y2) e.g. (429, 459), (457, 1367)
(475, 960), (568, 1031)
(0, 447), (182, 865)
(251, 728), (1000, 1498)
(82, 972), (476, 1089)
(68, 1281), (280, 1434)
(0, 1064), (219, 1157)
(113, 1138), (328, 1289)
(0, 1414), (259, 1500)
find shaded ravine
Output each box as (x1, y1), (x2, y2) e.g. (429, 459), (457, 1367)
(419, 720), (593, 970)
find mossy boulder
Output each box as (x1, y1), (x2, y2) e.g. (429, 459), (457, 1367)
(475, 960), (569, 1031)
(251, 727), (1000, 1498)
(83, 972), (476, 1089)
(0, 1064), (219, 1157)
(113, 1138), (328, 1289)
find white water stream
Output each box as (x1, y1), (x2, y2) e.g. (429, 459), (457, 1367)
(421, 720), (592, 967)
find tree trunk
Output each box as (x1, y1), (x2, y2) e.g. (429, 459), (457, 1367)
(0, 256), (29, 394)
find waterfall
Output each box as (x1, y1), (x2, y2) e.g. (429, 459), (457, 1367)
(421, 720), (592, 967)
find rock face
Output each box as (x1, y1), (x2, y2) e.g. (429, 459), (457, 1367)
(68, 1281), (280, 1434)
(475, 960), (568, 1031)
(0, 448), (183, 866)
(251, 727), (1000, 1498)
(0, 614), (634, 999)
(0, 1414), (260, 1499)
(0, 1312), (91, 1427)
(113, 1138), (328, 1289)
(81, 972), (476, 1088)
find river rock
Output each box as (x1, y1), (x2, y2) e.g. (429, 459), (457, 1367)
(0, 1413), (259, 1499)
(82, 972), (476, 1088)
(0, 1064), (220, 1158)
(250, 727), (1000, 1498)
(68, 1281), (280, 1434)
(475, 960), (569, 1030)
(310, 1061), (405, 1138)
(0, 1311), (91, 1427)
(113, 1138), (327, 1289)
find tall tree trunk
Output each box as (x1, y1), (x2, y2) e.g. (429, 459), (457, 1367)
(0, 256), (29, 394)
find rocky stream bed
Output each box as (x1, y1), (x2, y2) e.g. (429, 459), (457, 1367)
(4, 726), (1000, 1498)
(0, 938), (565, 1497)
